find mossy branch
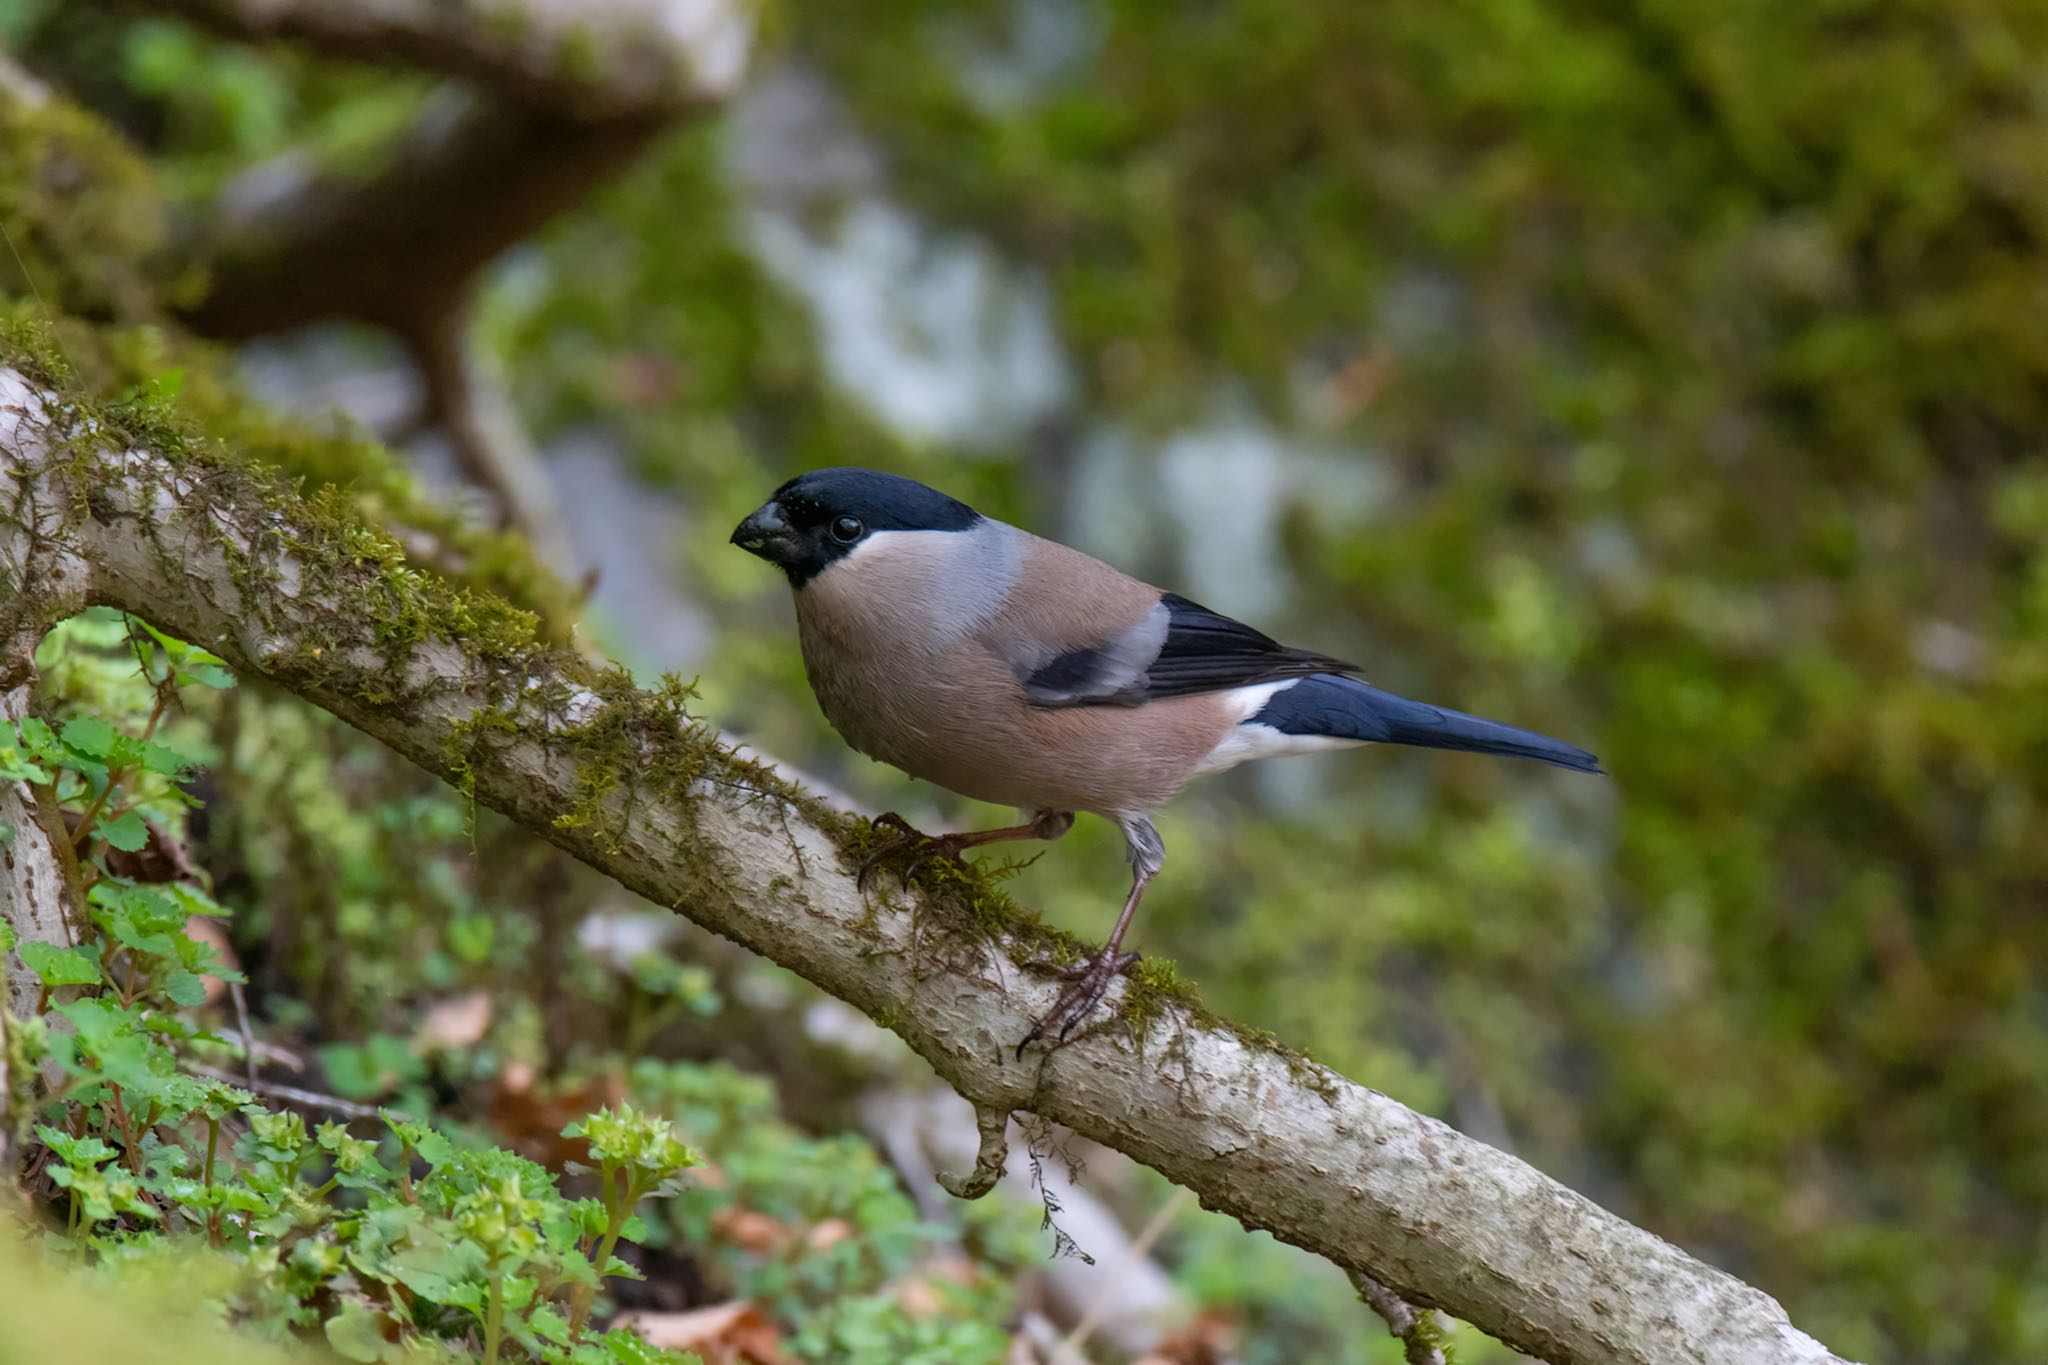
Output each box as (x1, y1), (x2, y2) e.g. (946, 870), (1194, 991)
(0, 365), (1858, 1365)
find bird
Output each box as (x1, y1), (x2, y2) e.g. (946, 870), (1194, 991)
(731, 467), (1602, 1052)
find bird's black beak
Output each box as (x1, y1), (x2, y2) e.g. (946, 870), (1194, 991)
(730, 500), (802, 565)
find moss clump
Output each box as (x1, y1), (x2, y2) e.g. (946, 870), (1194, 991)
(837, 817), (1092, 968)
(0, 306), (584, 639)
(0, 309), (570, 700)
(0, 84), (191, 324)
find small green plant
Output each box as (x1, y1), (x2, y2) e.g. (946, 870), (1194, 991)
(6, 615), (708, 1363)
(7, 613), (1034, 1365)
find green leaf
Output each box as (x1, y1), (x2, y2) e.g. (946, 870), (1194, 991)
(0, 746), (49, 783)
(19, 940), (102, 986)
(16, 717), (55, 755)
(323, 1300), (390, 1364)
(385, 1236), (487, 1305)
(178, 661), (237, 690)
(59, 716), (117, 759)
(35, 1125), (117, 1167)
(162, 968), (208, 1008)
(95, 810), (150, 852)
(0, 920), (13, 952)
(446, 914), (494, 964)
(321, 1035), (424, 1101)
(138, 741), (196, 779)
(136, 621), (236, 689)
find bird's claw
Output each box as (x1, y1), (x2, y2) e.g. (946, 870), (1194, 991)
(1015, 948), (1141, 1058)
(856, 812), (969, 890)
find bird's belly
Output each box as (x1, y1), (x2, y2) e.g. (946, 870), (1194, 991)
(803, 645), (1021, 800)
(799, 633), (1232, 816)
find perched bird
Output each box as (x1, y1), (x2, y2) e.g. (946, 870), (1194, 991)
(732, 468), (1602, 1050)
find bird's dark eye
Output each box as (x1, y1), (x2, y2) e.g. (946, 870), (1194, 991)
(829, 515), (865, 544)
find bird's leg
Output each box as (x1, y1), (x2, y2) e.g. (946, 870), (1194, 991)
(857, 810), (1073, 889)
(1017, 867), (1151, 1056)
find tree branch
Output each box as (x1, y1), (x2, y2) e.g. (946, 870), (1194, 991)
(0, 368), (1857, 1365)
(113, 0), (750, 563)
(1352, 1268), (1450, 1365)
(179, 86), (669, 342)
(113, 0), (754, 119)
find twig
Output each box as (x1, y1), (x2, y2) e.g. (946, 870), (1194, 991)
(184, 1063), (390, 1121)
(227, 979), (258, 1090)
(936, 1103), (1010, 1200)
(1052, 1186), (1192, 1364)
(405, 304), (579, 572)
(1351, 1269), (1451, 1365)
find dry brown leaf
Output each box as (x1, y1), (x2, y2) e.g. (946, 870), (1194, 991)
(894, 1275), (948, 1322)
(1142, 1309), (1240, 1365)
(802, 1218), (852, 1252)
(183, 915), (237, 1008)
(892, 1253), (979, 1321)
(414, 990), (493, 1052)
(709, 1206), (793, 1255)
(487, 1061), (626, 1167)
(615, 1302), (786, 1365)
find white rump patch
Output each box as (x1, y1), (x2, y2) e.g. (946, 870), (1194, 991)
(1190, 679), (1359, 778)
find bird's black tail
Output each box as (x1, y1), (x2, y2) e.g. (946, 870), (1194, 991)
(1251, 674), (1603, 774)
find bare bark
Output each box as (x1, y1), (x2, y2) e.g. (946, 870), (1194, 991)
(113, 0), (754, 118)
(0, 368), (1857, 1365)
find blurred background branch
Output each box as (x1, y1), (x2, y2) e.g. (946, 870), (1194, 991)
(113, 0), (753, 116)
(113, 0), (753, 566)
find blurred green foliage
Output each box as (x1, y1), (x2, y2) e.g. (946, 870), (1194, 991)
(5, 1), (2047, 1361)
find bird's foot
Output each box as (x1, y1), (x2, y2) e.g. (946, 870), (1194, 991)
(1016, 947), (1141, 1057)
(856, 812), (973, 890)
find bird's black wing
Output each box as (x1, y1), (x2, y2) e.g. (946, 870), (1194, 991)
(1023, 593), (1358, 708)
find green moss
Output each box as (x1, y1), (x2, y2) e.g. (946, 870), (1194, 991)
(554, 24), (607, 88)
(0, 84), (188, 324)
(0, 305), (583, 639)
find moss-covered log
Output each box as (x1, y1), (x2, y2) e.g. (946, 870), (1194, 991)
(0, 361), (1856, 1365)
